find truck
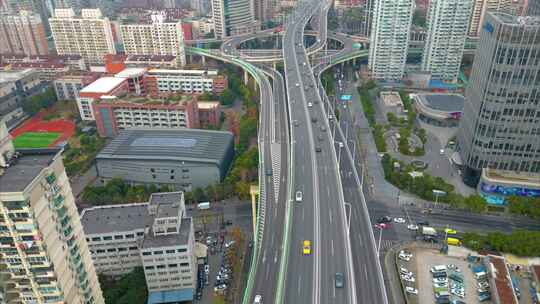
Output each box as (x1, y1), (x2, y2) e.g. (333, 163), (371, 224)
(421, 226), (438, 236)
(447, 237), (462, 246)
(197, 202), (210, 210)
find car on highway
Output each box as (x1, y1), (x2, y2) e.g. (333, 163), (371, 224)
(417, 220), (429, 226)
(444, 228), (457, 235)
(303, 240), (311, 255)
(320, 126), (326, 132)
(377, 216), (392, 223)
(308, 102), (313, 107)
(317, 135), (323, 141)
(334, 272), (344, 288)
(393, 217), (405, 223)
(405, 287), (418, 295)
(315, 146), (322, 152)
(295, 83), (300, 87)
(254, 295), (262, 304)
(311, 117), (317, 123)
(374, 223), (389, 229)
(265, 168), (273, 176)
(295, 191), (302, 202)
(407, 224), (418, 231)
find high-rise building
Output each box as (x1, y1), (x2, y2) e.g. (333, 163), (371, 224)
(457, 12), (540, 186)
(468, 0), (524, 36)
(421, 0), (472, 82)
(49, 8), (116, 65)
(368, 0), (414, 81)
(211, 0), (260, 38)
(0, 121), (105, 304)
(527, 0), (540, 15)
(0, 10), (49, 56)
(120, 13), (186, 66)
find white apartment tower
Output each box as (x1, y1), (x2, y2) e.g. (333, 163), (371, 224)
(0, 122), (105, 304)
(120, 13), (186, 67)
(211, 0), (260, 38)
(422, 0), (472, 82)
(49, 8), (116, 65)
(368, 0), (415, 81)
(468, 0), (522, 36)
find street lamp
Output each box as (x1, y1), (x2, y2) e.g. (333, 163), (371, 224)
(348, 139), (356, 163)
(335, 141), (344, 164)
(432, 189), (447, 209)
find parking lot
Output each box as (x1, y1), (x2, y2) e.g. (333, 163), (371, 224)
(398, 247), (493, 304)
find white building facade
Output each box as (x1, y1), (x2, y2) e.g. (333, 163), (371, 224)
(49, 8), (116, 65)
(421, 0), (472, 82)
(211, 0), (259, 38)
(368, 0), (415, 81)
(120, 13), (186, 67)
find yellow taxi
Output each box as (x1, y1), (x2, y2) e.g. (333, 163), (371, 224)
(444, 228), (457, 235)
(303, 240), (311, 255)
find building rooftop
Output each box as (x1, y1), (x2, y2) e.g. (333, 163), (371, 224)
(147, 69), (217, 76)
(0, 69), (36, 84)
(96, 128), (234, 166)
(81, 203), (150, 235)
(141, 217), (191, 249)
(197, 101), (220, 109)
(115, 67), (147, 78)
(417, 93), (464, 112)
(492, 12), (540, 26)
(0, 149), (59, 193)
(380, 91), (403, 107)
(149, 192), (184, 218)
(80, 77), (126, 94)
(126, 54), (176, 62)
(489, 255), (518, 304)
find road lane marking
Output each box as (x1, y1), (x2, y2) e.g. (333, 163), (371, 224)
(331, 239), (334, 257)
(329, 209), (333, 224)
(302, 208), (305, 222)
(298, 275), (302, 295)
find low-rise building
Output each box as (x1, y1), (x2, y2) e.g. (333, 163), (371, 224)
(115, 68), (147, 95)
(0, 69), (45, 128)
(413, 93), (464, 127)
(53, 72), (102, 101)
(198, 101), (221, 128)
(477, 168), (540, 205)
(7, 62), (70, 81)
(1, 54), (87, 70)
(95, 128), (234, 190)
(104, 54), (179, 73)
(488, 255), (519, 304)
(145, 69), (227, 96)
(81, 192), (196, 302)
(77, 77), (128, 120)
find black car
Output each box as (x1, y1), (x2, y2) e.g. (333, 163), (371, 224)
(417, 220), (430, 226)
(265, 168), (273, 176)
(377, 216), (392, 223)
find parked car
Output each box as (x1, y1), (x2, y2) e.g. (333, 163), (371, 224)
(405, 287), (418, 295)
(377, 216), (392, 223)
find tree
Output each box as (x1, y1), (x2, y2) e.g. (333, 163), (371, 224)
(22, 87), (57, 115)
(463, 195), (487, 213)
(193, 187), (207, 203)
(101, 267), (147, 304)
(219, 89), (235, 106)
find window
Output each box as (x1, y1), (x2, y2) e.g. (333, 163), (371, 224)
(126, 234), (134, 239)
(103, 236), (112, 241)
(129, 246), (138, 250)
(157, 265), (166, 269)
(166, 249), (175, 254)
(91, 237), (101, 242)
(114, 235), (123, 240)
(168, 264), (178, 268)
(107, 248), (116, 252)
(177, 248), (187, 253)
(136, 232), (144, 236)
(180, 263), (189, 267)
(118, 247), (127, 252)
(144, 266), (155, 270)
(142, 252), (152, 256)
(153, 251), (163, 255)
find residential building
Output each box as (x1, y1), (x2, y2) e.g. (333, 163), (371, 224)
(0, 69), (45, 128)
(7, 62), (70, 81)
(145, 69), (227, 96)
(120, 13), (186, 67)
(468, 0), (524, 36)
(190, 18), (214, 39)
(104, 54), (180, 73)
(92, 95), (221, 137)
(0, 10), (48, 56)
(456, 13), (540, 187)
(1, 54), (86, 70)
(49, 8), (116, 65)
(0, 122), (105, 304)
(81, 191), (197, 303)
(368, 0), (414, 81)
(54, 72), (102, 101)
(211, 0), (260, 38)
(421, 0), (472, 82)
(77, 77), (128, 121)
(95, 128), (235, 190)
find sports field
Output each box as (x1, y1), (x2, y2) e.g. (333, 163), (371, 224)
(13, 132), (61, 149)
(10, 112), (76, 148)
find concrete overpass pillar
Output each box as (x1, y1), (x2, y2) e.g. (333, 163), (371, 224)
(201, 55), (206, 65)
(250, 185), (259, 237)
(244, 69), (249, 85)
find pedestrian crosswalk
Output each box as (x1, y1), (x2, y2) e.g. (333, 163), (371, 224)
(378, 239), (397, 253)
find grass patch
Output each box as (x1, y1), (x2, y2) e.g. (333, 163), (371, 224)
(13, 132), (60, 148)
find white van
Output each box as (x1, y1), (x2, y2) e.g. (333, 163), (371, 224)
(475, 271), (487, 280)
(430, 265), (447, 273)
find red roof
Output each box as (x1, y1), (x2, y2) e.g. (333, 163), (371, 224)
(490, 256), (518, 304)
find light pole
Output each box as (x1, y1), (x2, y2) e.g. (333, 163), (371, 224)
(376, 226), (383, 256)
(336, 141), (344, 164)
(348, 139), (356, 163)
(344, 202), (352, 234)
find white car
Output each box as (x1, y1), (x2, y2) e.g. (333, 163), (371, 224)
(433, 277), (448, 284)
(254, 295), (262, 304)
(399, 250), (413, 258)
(398, 254), (411, 262)
(451, 289), (465, 298)
(401, 275), (415, 283)
(433, 282), (448, 288)
(307, 102), (313, 107)
(295, 83), (300, 87)
(405, 287), (418, 295)
(295, 191), (303, 202)
(399, 267), (412, 276)
(393, 217), (406, 223)
(407, 224), (418, 231)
